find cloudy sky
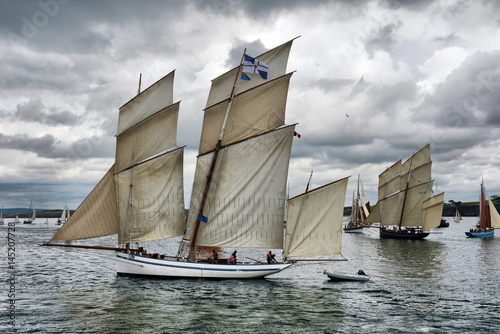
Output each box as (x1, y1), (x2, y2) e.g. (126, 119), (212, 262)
(1, 0), (500, 211)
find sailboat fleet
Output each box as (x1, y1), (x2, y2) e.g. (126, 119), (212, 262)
(33, 39), (499, 280)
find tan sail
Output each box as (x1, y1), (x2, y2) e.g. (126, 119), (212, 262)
(117, 71), (174, 136)
(50, 165), (118, 241)
(115, 102), (180, 173)
(364, 202), (380, 225)
(399, 181), (434, 227)
(378, 160), (401, 201)
(401, 144), (430, 175)
(185, 126), (295, 249)
(422, 192), (445, 230)
(284, 177), (349, 258)
(487, 193), (500, 228)
(199, 74), (292, 155)
(116, 147), (185, 244)
(205, 39), (295, 108)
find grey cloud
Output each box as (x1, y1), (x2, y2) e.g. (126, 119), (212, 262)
(0, 132), (113, 160)
(413, 50), (500, 128)
(11, 99), (81, 126)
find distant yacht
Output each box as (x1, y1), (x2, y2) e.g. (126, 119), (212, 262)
(23, 201), (36, 224)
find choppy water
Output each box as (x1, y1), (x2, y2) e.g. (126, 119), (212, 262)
(1, 217), (500, 333)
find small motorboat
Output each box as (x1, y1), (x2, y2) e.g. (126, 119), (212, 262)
(324, 269), (370, 282)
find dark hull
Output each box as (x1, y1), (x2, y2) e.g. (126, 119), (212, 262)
(379, 229), (429, 240)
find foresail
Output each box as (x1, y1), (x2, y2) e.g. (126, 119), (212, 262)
(284, 177), (349, 258)
(487, 193), (500, 228)
(185, 126), (295, 249)
(115, 101), (180, 173)
(116, 148), (185, 244)
(50, 165), (118, 241)
(205, 39), (295, 108)
(199, 73), (292, 155)
(379, 192), (401, 227)
(422, 192), (445, 230)
(117, 71), (175, 136)
(364, 201), (380, 225)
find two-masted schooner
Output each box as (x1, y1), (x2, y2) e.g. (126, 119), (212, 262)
(43, 38), (349, 279)
(365, 144), (444, 239)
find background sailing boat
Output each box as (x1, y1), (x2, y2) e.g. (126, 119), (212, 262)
(343, 175), (370, 233)
(366, 144), (444, 239)
(23, 201), (36, 224)
(465, 180), (500, 238)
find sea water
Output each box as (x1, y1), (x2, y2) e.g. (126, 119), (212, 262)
(1, 217), (500, 333)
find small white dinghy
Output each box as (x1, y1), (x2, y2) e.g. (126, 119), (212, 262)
(324, 269), (370, 282)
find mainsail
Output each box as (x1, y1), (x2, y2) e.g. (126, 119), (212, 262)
(181, 38), (298, 257)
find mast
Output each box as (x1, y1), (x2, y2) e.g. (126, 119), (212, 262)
(398, 155), (414, 228)
(188, 49), (246, 260)
(480, 180), (486, 229)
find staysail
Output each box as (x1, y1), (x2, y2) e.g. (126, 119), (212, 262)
(284, 177), (349, 258)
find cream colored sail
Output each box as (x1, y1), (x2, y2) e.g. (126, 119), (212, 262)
(284, 177), (349, 258)
(378, 160), (401, 201)
(364, 202), (380, 225)
(199, 73), (292, 154)
(422, 192), (445, 230)
(379, 192), (401, 227)
(487, 193), (500, 228)
(116, 148), (185, 244)
(51, 71), (184, 245)
(51, 165), (118, 241)
(117, 71), (174, 136)
(205, 39), (295, 109)
(115, 101), (179, 173)
(399, 181), (434, 227)
(185, 126), (295, 249)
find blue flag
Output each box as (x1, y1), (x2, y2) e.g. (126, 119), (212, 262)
(241, 53), (269, 80)
(198, 213), (208, 223)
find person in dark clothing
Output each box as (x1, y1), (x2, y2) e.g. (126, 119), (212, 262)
(267, 251), (276, 264)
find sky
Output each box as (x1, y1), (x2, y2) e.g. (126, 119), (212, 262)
(1, 0), (500, 211)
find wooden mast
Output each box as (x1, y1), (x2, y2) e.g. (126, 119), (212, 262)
(187, 49), (247, 260)
(398, 155), (414, 230)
